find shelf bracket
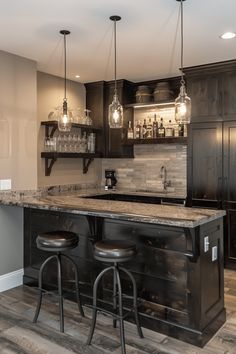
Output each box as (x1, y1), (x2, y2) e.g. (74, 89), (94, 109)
(83, 157), (94, 174)
(45, 157), (57, 176)
(45, 125), (57, 138)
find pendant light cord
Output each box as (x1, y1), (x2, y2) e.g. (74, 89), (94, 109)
(114, 19), (117, 95)
(180, 0), (185, 86)
(64, 33), (67, 100)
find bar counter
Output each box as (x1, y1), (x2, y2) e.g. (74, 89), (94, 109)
(0, 189), (225, 227)
(0, 189), (226, 346)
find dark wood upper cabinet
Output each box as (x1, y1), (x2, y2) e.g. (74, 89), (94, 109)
(223, 121), (236, 201)
(187, 75), (222, 121)
(185, 59), (236, 123)
(104, 79), (134, 158)
(223, 71), (236, 118)
(187, 122), (222, 205)
(85, 81), (106, 156)
(85, 79), (134, 158)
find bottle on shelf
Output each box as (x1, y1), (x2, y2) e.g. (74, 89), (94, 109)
(135, 120), (141, 139)
(153, 114), (158, 138)
(178, 123), (184, 137)
(127, 121), (134, 139)
(158, 117), (165, 137)
(184, 124), (188, 137)
(146, 117), (153, 138)
(141, 118), (147, 139)
(165, 120), (175, 137)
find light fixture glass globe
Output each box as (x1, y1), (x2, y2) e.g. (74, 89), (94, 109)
(175, 84), (191, 124)
(58, 99), (72, 132)
(108, 94), (123, 128)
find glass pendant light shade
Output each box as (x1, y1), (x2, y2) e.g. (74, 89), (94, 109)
(109, 94), (123, 128)
(175, 82), (191, 124)
(109, 15), (123, 128)
(175, 0), (191, 124)
(58, 29), (72, 132)
(58, 98), (72, 132)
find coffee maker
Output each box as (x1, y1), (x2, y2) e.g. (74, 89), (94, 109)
(105, 170), (117, 190)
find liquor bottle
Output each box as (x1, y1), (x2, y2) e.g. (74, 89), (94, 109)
(178, 123), (184, 137)
(141, 118), (147, 139)
(146, 117), (153, 138)
(153, 114), (158, 138)
(135, 120), (141, 139)
(165, 120), (174, 137)
(127, 121), (134, 139)
(183, 124), (188, 137)
(158, 117), (165, 137)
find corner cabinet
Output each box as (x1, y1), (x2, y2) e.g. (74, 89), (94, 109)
(85, 80), (134, 158)
(40, 121), (102, 176)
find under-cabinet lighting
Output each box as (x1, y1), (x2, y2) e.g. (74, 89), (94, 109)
(132, 101), (175, 109)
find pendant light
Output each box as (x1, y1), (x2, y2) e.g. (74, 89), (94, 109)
(108, 15), (123, 129)
(175, 0), (191, 124)
(58, 29), (72, 132)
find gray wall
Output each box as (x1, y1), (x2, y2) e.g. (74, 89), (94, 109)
(0, 50), (37, 190)
(37, 71), (102, 187)
(0, 206), (23, 276)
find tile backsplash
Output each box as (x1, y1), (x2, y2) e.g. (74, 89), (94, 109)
(102, 144), (187, 196)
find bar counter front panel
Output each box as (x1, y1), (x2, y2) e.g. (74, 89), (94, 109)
(23, 205), (225, 347)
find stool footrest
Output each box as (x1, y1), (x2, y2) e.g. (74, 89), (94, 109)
(86, 304), (133, 320)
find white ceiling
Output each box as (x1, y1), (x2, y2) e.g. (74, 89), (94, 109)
(0, 0), (236, 83)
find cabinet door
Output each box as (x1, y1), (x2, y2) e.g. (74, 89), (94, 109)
(187, 75), (222, 122)
(224, 208), (236, 269)
(223, 71), (236, 119)
(85, 81), (106, 156)
(223, 121), (236, 201)
(187, 122), (222, 204)
(105, 80), (134, 158)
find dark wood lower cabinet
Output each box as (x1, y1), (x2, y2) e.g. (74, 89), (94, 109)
(23, 207), (225, 347)
(223, 205), (236, 269)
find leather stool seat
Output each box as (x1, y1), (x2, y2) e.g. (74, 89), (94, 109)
(37, 231), (78, 252)
(33, 230), (84, 332)
(94, 240), (137, 263)
(87, 239), (143, 354)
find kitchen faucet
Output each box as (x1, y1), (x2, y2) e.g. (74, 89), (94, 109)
(160, 165), (170, 190)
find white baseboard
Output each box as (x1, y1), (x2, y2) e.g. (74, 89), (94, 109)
(0, 268), (24, 292)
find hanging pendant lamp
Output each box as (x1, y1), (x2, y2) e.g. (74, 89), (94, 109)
(175, 0), (191, 124)
(58, 29), (72, 132)
(108, 15), (123, 129)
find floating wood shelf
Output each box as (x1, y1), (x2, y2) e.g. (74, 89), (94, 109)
(41, 121), (103, 175)
(123, 137), (187, 145)
(41, 152), (102, 176)
(41, 120), (102, 138)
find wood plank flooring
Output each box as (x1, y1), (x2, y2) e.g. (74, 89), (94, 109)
(0, 269), (235, 354)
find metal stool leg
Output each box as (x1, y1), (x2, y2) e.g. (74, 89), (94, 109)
(33, 255), (57, 324)
(113, 267), (118, 328)
(87, 266), (114, 345)
(56, 253), (64, 333)
(120, 267), (143, 338)
(115, 264), (126, 354)
(62, 254), (84, 318)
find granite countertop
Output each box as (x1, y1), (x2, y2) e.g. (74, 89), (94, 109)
(0, 188), (225, 228)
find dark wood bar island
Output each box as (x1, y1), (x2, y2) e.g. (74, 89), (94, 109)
(17, 191), (226, 347)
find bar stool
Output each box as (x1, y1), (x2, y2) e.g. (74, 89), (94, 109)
(33, 230), (84, 332)
(87, 239), (143, 354)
